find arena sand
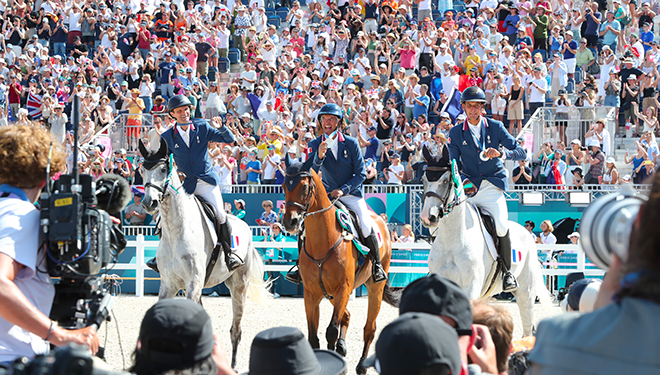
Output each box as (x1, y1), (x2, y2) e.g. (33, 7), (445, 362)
(98, 295), (561, 374)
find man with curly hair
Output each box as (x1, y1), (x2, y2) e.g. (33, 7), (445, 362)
(0, 125), (99, 362)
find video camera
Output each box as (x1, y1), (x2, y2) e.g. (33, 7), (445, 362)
(0, 344), (130, 375)
(38, 97), (130, 336)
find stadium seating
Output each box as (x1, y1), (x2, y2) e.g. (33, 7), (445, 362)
(267, 15), (281, 28)
(228, 48), (241, 64)
(276, 7), (289, 22)
(218, 57), (230, 73)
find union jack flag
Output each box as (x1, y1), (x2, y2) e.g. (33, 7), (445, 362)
(26, 91), (42, 119)
(366, 88), (379, 99)
(329, 81), (340, 91)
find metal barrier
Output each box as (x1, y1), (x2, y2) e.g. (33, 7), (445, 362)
(520, 106), (617, 162)
(110, 236), (602, 297)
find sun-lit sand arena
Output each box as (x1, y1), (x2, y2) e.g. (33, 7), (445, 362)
(99, 295), (561, 374)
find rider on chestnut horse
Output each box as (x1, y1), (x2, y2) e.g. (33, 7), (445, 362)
(285, 103), (387, 284)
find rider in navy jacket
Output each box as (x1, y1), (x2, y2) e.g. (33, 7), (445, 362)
(447, 86), (526, 292)
(285, 104), (387, 285)
(147, 95), (243, 272)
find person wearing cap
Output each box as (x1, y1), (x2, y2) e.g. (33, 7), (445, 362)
(130, 299), (236, 375)
(448, 86), (527, 292)
(583, 138), (605, 184)
(147, 95), (243, 273)
(246, 326), (346, 375)
(232, 199), (246, 220)
(585, 118), (612, 156)
(601, 156), (619, 187)
(125, 192), (148, 225)
(527, 64), (548, 118)
(158, 51), (177, 100)
(358, 126), (379, 162)
(561, 31), (578, 92)
(567, 231), (580, 245)
(285, 103), (388, 284)
(364, 312), (464, 375)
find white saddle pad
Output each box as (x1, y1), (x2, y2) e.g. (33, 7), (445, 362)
(472, 204), (525, 279)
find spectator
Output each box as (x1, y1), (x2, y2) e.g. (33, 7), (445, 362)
(524, 220), (537, 241)
(233, 199), (246, 220)
(471, 300), (514, 374)
(256, 199), (277, 227)
(527, 66), (548, 116)
(585, 118), (612, 156)
(392, 223), (415, 244)
(584, 139), (605, 184)
(536, 219), (557, 244)
(625, 141), (650, 184)
(545, 149), (568, 186)
(512, 160), (532, 185)
(602, 157), (620, 186)
(125, 192), (147, 225)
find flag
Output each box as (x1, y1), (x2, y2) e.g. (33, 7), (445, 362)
(26, 92), (42, 119)
(440, 87), (463, 123)
(329, 80), (340, 91)
(246, 92), (262, 120)
(231, 235), (240, 249)
(366, 88), (378, 99)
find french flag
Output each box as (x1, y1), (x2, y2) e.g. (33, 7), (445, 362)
(512, 249), (522, 263)
(440, 87), (464, 122)
(231, 235), (240, 249)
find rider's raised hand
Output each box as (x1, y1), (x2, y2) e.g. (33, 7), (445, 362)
(318, 142), (328, 159)
(212, 116), (224, 128)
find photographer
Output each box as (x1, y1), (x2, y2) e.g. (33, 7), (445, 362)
(529, 172), (660, 374)
(0, 125), (98, 363)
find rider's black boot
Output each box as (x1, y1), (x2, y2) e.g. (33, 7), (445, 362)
(285, 261), (302, 284)
(365, 231), (387, 283)
(498, 230), (518, 292)
(220, 220), (243, 271)
(146, 257), (159, 273)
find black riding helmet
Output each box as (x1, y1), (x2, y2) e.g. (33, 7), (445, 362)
(317, 103), (343, 121)
(168, 94), (193, 112)
(460, 86), (487, 103)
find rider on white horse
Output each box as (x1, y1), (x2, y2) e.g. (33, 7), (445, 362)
(146, 95), (244, 272)
(285, 103), (387, 284)
(447, 86), (527, 292)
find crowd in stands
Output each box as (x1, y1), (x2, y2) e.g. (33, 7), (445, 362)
(3, 0), (660, 189)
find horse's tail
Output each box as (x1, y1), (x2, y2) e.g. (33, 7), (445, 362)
(245, 240), (273, 305)
(382, 281), (403, 308)
(534, 261), (553, 306)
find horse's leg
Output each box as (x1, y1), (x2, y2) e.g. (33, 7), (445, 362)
(513, 272), (536, 337)
(357, 281), (386, 375)
(225, 269), (248, 369)
(326, 287), (351, 353)
(158, 279), (177, 300)
(304, 289), (323, 349)
(335, 309), (350, 357)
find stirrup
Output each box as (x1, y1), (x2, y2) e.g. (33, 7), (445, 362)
(146, 257), (159, 273)
(371, 262), (387, 283)
(503, 271), (518, 292)
(285, 265), (301, 285)
(226, 253), (244, 271)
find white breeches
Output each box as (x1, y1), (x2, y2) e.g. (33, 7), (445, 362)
(467, 180), (508, 237)
(339, 194), (376, 238)
(194, 179), (227, 224)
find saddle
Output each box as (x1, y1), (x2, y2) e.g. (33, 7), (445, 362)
(477, 208), (499, 253)
(334, 200), (367, 244)
(194, 195), (224, 284)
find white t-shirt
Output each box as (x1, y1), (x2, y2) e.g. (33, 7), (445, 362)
(0, 194), (55, 362)
(240, 70), (257, 90)
(262, 154), (281, 180)
(418, 0), (431, 10)
(404, 84), (421, 108)
(387, 163), (405, 184)
(218, 28), (230, 49)
(528, 77), (548, 103)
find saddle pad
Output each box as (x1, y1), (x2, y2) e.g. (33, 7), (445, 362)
(194, 197), (219, 247)
(472, 204), (525, 279)
(336, 208), (380, 256)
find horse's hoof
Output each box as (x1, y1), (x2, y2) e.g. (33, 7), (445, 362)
(356, 358), (367, 375)
(335, 338), (347, 357)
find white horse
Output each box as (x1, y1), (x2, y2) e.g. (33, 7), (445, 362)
(139, 139), (271, 368)
(419, 147), (550, 336)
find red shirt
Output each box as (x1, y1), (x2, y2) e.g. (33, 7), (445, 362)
(8, 83), (21, 104)
(138, 28), (151, 49)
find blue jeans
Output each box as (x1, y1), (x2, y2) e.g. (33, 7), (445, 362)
(141, 96), (153, 113)
(604, 95), (620, 107)
(139, 48), (149, 60)
(53, 42), (66, 58)
(160, 83), (174, 100)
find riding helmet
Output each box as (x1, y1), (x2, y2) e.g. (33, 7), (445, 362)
(460, 86), (487, 103)
(317, 103), (344, 121)
(168, 95), (193, 112)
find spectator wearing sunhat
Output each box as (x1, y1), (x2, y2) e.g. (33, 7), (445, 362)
(568, 231), (580, 245)
(233, 199), (246, 220)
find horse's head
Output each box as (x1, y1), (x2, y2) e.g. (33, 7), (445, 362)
(281, 154), (316, 233)
(139, 138), (170, 214)
(420, 145), (463, 227)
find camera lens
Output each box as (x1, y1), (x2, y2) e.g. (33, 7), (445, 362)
(579, 185), (646, 269)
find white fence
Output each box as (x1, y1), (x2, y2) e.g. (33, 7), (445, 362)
(110, 235), (602, 297)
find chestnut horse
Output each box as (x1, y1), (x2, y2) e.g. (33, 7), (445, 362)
(282, 156), (399, 375)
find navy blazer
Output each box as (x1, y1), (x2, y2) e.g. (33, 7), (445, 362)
(161, 119), (235, 194)
(308, 132), (366, 198)
(447, 117), (526, 191)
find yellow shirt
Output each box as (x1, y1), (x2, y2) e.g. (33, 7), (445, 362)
(465, 55), (482, 75)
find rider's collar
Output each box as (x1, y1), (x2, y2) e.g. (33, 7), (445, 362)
(174, 122), (195, 133)
(462, 116), (488, 131)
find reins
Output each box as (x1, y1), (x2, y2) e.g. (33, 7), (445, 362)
(143, 154), (180, 202)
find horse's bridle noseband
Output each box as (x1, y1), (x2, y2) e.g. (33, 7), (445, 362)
(284, 170), (338, 224)
(143, 158), (174, 201)
(423, 166), (462, 217)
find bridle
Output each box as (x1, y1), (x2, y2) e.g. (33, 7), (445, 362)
(284, 169), (337, 221)
(423, 166), (463, 218)
(143, 155), (178, 202)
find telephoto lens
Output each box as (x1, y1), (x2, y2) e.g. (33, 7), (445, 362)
(579, 184), (646, 269)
